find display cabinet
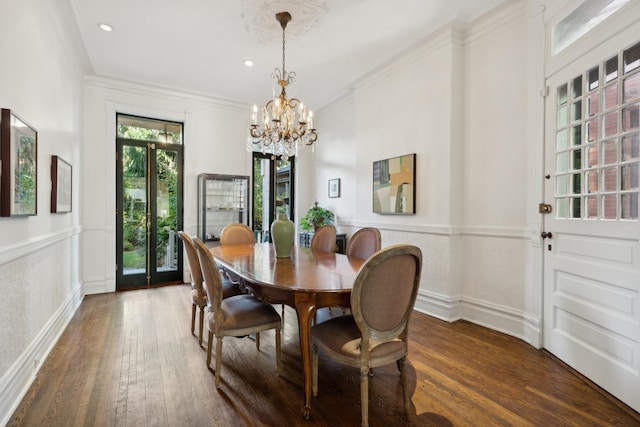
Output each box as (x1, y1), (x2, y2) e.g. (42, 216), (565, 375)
(198, 174), (249, 242)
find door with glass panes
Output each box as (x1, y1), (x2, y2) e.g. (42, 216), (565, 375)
(116, 115), (184, 288)
(252, 152), (294, 241)
(543, 34), (640, 413)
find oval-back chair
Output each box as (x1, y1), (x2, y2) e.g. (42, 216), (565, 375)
(310, 224), (337, 253)
(178, 231), (241, 345)
(311, 244), (423, 427)
(346, 227), (382, 260)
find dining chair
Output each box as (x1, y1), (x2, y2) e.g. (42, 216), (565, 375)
(311, 224), (337, 252)
(220, 222), (288, 325)
(311, 244), (422, 427)
(310, 224), (338, 319)
(346, 227), (382, 260)
(219, 223), (256, 282)
(195, 238), (282, 388)
(178, 232), (242, 345)
(220, 223), (255, 245)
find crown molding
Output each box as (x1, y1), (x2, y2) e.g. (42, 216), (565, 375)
(84, 75), (251, 113)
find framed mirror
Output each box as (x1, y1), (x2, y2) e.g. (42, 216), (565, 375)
(1, 109), (38, 217)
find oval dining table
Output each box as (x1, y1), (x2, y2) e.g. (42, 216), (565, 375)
(209, 242), (364, 420)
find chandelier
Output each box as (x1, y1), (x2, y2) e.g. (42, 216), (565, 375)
(248, 11), (318, 161)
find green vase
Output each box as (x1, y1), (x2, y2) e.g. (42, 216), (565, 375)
(271, 213), (294, 258)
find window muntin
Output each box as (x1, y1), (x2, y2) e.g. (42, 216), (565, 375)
(553, 41), (640, 220)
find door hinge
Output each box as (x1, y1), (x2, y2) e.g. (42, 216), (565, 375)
(539, 203), (552, 214)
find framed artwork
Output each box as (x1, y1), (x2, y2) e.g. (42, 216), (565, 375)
(51, 155), (72, 213)
(328, 178), (340, 198)
(0, 109), (38, 217)
(372, 153), (416, 214)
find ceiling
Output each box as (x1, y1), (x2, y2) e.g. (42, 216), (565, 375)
(70, 0), (506, 110)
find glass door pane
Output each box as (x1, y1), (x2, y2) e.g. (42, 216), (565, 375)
(252, 153), (295, 242)
(122, 144), (147, 278)
(253, 155), (272, 241)
(155, 147), (178, 275)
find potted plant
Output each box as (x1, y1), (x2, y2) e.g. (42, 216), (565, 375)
(300, 202), (334, 231)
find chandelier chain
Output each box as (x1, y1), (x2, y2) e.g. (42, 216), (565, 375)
(281, 22), (286, 78)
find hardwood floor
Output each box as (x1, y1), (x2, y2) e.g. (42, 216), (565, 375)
(8, 285), (640, 426)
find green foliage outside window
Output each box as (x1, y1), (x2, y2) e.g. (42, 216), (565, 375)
(120, 123), (179, 269)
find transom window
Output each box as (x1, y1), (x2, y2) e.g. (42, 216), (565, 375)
(554, 40), (640, 220)
(117, 115), (183, 144)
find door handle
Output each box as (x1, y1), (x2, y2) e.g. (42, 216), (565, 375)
(541, 231), (552, 239)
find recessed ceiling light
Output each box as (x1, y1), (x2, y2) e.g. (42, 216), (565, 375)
(243, 59), (254, 67)
(98, 23), (114, 32)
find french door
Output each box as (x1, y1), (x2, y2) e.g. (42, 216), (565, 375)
(115, 116), (184, 289)
(252, 152), (295, 241)
(542, 39), (640, 411)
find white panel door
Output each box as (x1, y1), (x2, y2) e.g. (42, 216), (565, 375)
(543, 36), (640, 412)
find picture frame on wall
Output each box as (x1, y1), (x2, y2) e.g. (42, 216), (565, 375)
(0, 108), (38, 217)
(372, 153), (416, 214)
(328, 178), (340, 198)
(51, 155), (72, 213)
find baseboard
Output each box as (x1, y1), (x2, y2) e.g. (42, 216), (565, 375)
(0, 284), (83, 426)
(414, 289), (462, 322)
(83, 276), (115, 295)
(414, 290), (541, 347)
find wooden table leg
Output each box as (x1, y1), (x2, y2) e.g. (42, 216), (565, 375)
(295, 294), (316, 420)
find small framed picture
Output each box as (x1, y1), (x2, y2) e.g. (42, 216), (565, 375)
(328, 178), (340, 198)
(51, 155), (72, 213)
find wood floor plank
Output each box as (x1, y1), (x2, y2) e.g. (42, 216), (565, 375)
(7, 285), (640, 427)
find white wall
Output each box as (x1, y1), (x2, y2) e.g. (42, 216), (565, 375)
(0, 1), (546, 422)
(82, 78), (252, 294)
(309, 1), (542, 344)
(0, 0), (87, 423)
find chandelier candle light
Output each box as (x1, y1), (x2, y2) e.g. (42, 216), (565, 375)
(248, 12), (318, 160)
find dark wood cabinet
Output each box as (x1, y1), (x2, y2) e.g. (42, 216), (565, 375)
(299, 232), (347, 254)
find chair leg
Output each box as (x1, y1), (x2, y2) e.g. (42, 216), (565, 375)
(255, 332), (260, 350)
(399, 356), (410, 413)
(281, 304), (285, 327)
(360, 366), (369, 427)
(206, 331), (213, 367)
(191, 303), (196, 335)
(275, 326), (282, 375)
(312, 344), (319, 396)
(215, 336), (223, 389)
(198, 306), (205, 345)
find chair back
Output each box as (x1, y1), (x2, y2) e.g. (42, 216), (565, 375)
(311, 224), (337, 252)
(351, 244), (422, 344)
(346, 227), (381, 260)
(220, 223), (256, 245)
(194, 237), (224, 312)
(178, 231), (206, 303)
